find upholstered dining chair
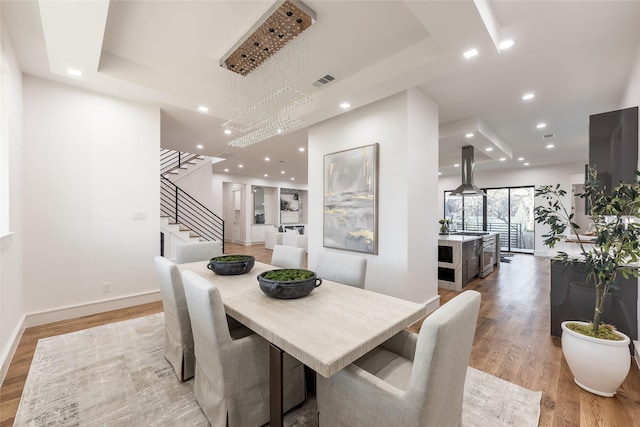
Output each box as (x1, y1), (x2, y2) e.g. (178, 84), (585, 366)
(154, 256), (195, 381)
(271, 244), (306, 269)
(175, 240), (223, 264)
(315, 252), (367, 288)
(182, 271), (306, 427)
(316, 290), (481, 427)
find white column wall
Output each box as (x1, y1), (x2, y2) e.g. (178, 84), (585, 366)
(22, 77), (160, 315)
(0, 17), (24, 381)
(438, 162), (584, 256)
(308, 90), (439, 306)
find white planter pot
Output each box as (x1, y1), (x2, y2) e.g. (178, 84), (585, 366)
(561, 321), (631, 397)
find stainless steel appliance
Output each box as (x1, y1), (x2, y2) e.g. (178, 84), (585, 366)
(479, 234), (496, 278)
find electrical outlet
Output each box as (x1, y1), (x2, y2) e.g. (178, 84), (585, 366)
(102, 282), (111, 293)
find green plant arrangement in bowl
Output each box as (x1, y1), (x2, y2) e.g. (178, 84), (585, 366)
(534, 165), (640, 396)
(207, 255), (255, 275)
(257, 269), (322, 299)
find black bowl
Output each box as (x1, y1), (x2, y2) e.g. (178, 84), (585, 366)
(257, 269), (322, 299)
(207, 255), (255, 275)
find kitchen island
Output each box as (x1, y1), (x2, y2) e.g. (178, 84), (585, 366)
(438, 232), (500, 291)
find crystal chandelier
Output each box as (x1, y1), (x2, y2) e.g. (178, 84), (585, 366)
(220, 0), (316, 148)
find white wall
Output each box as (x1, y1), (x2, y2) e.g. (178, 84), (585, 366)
(22, 77), (161, 316)
(172, 162), (215, 212)
(621, 40), (640, 111)
(438, 162), (585, 255)
(0, 16), (24, 382)
(308, 89), (439, 307)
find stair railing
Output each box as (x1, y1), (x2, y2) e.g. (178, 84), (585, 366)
(160, 149), (203, 175)
(160, 175), (225, 252)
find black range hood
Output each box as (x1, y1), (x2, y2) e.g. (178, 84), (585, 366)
(450, 145), (486, 196)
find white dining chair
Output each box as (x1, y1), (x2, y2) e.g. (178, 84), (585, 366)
(182, 271), (306, 426)
(153, 256), (195, 381)
(315, 252), (367, 288)
(271, 244), (306, 269)
(316, 290), (481, 427)
(175, 240), (223, 264)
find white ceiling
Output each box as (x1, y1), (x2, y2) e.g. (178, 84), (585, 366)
(3, 0), (640, 186)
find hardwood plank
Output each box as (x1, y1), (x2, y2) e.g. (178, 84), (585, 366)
(2, 247), (639, 426)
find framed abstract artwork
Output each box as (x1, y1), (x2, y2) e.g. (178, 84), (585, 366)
(323, 143), (379, 254)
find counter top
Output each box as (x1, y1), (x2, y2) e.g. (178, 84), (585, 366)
(546, 240), (640, 268)
(438, 232), (499, 243)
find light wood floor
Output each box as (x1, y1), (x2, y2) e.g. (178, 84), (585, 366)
(1, 244), (639, 426)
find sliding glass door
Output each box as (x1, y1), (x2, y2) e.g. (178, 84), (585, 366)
(444, 186), (535, 253)
(486, 187), (534, 253)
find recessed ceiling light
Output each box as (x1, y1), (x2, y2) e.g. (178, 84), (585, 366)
(546, 144), (555, 149)
(298, 147), (305, 152)
(438, 172), (442, 176)
(463, 48), (478, 59)
(465, 133), (474, 138)
(67, 68), (83, 77)
(499, 39), (514, 50)
(277, 128), (282, 134)
(197, 106), (209, 113)
(524, 162), (530, 166)
(265, 157), (270, 161)
(485, 147), (493, 152)
(264, 174), (268, 177)
(518, 157), (524, 161)
(340, 102), (351, 109)
(454, 163), (460, 167)
(536, 123), (547, 129)
(281, 171), (285, 174)
(291, 177), (295, 181)
(499, 157), (506, 162)
(224, 168), (229, 172)
(522, 93), (535, 101)
(196, 144), (203, 149)
(224, 129), (232, 135)
(238, 164), (244, 168)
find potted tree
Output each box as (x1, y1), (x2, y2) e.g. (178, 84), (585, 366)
(534, 166), (640, 396)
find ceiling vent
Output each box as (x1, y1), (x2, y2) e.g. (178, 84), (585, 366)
(312, 74), (336, 87)
(213, 152), (238, 159)
(543, 133), (556, 140)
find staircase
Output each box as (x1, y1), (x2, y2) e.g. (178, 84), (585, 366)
(160, 149), (224, 259)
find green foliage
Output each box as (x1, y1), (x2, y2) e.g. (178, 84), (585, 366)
(263, 269), (314, 281)
(534, 166), (640, 336)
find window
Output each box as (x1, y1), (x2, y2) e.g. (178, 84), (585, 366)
(444, 186), (535, 253)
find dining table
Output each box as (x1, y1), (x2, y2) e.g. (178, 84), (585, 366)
(178, 260), (428, 427)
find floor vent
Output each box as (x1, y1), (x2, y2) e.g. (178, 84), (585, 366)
(312, 74), (336, 88)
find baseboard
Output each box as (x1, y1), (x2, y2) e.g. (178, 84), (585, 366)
(533, 250), (549, 257)
(634, 340), (639, 370)
(0, 314), (26, 387)
(24, 291), (162, 328)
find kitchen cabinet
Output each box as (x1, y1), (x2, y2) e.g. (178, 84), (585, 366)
(550, 259), (637, 354)
(462, 239), (480, 284)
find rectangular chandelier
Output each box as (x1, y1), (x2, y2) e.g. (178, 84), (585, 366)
(220, 0), (316, 76)
(219, 0), (316, 148)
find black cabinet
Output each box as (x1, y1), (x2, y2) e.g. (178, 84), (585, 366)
(550, 260), (637, 353)
(589, 106), (638, 192)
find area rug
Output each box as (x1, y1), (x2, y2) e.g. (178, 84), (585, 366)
(14, 314), (541, 426)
